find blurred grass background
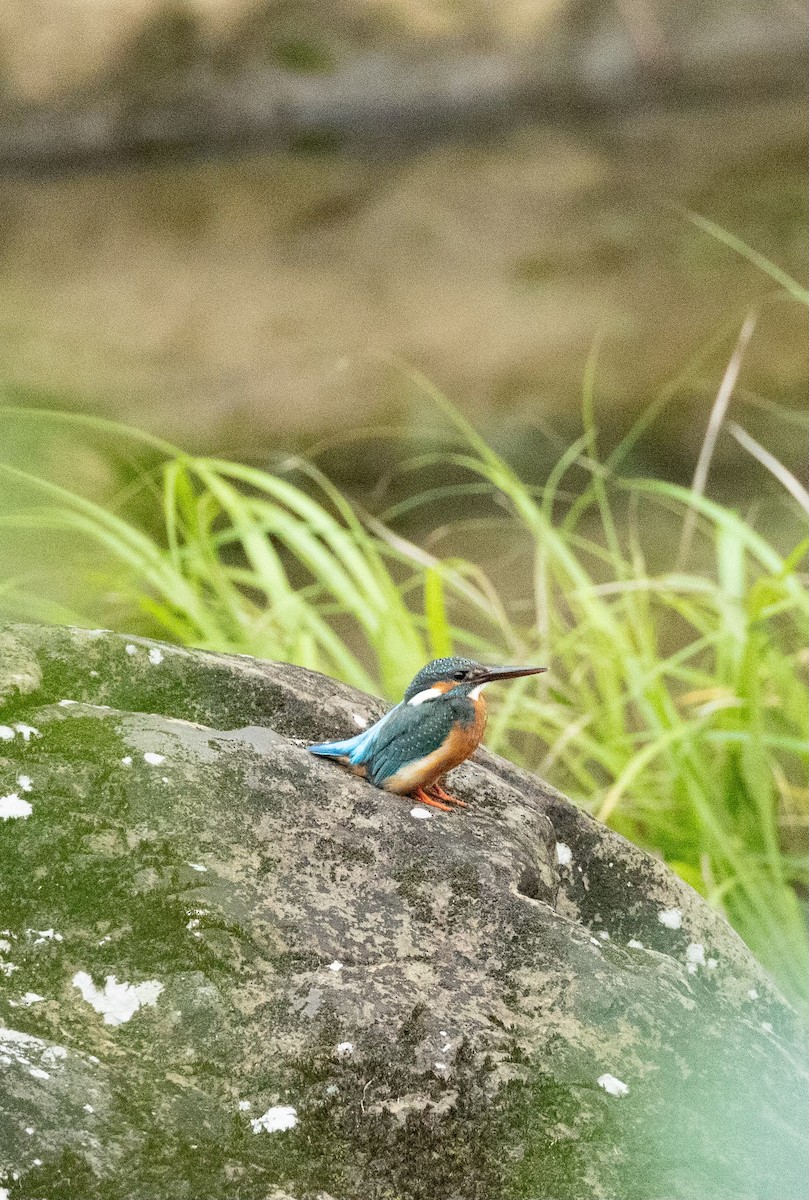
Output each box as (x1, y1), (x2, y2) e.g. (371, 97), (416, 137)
(0, 0), (806, 1004)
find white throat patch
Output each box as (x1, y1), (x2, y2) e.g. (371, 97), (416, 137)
(468, 684), (485, 700)
(407, 686), (443, 706)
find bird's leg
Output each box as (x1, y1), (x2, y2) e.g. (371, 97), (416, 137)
(427, 782), (467, 808)
(413, 786), (453, 813)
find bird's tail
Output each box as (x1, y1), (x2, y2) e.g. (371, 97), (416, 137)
(309, 705), (397, 767)
(308, 729), (371, 764)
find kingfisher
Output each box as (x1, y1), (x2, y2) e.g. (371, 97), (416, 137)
(308, 656), (547, 812)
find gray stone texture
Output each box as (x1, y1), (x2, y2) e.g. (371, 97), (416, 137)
(0, 624), (806, 1199)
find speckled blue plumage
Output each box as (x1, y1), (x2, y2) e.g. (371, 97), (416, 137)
(309, 685), (478, 787)
(403, 656), (479, 701)
(310, 655), (545, 796)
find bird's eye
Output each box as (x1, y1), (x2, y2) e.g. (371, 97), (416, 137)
(452, 669), (466, 681)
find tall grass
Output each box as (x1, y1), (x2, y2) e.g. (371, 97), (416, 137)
(1, 376), (806, 1006)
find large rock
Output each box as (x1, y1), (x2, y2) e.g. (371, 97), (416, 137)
(0, 623), (805, 1199)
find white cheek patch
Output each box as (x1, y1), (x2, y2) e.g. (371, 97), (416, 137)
(408, 686), (443, 706)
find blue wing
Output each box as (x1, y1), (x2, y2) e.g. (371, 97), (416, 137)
(309, 705), (400, 768)
(361, 700), (457, 786)
(310, 695), (468, 787)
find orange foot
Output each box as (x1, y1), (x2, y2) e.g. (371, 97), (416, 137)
(427, 783), (467, 808)
(413, 786), (453, 813)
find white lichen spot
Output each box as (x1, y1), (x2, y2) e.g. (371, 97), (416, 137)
(761, 1022), (774, 1034)
(83, 1103), (95, 1113)
(186, 918), (200, 931)
(250, 1105), (298, 1134)
(14, 724), (40, 742)
(685, 943), (706, 974)
(90, 670), (99, 677)
(25, 1126), (35, 1134)
(590, 937), (601, 947)
(72, 971), (164, 1026)
(658, 908), (683, 930)
(33, 929), (63, 944)
(125, 644), (138, 656)
(29, 1067), (50, 1080)
(17, 775), (33, 792)
(555, 842), (573, 867)
(143, 752), (165, 765)
(0, 1026), (48, 1065)
(706, 957), (718, 969)
(0, 793), (33, 821)
(410, 807), (432, 820)
(335, 1041), (354, 1059)
(42, 1045), (67, 1064)
(58, 699), (78, 707)
(597, 1073), (629, 1097)
(0, 939), (11, 953)
(0, 726), (15, 740)
(22, 992), (44, 1005)
(352, 713), (369, 729)
(748, 988), (759, 1000)
(188, 863), (207, 872)
(627, 939), (644, 949)
(238, 1100), (252, 1111)
(148, 648), (164, 665)
(32, 1159), (42, 1166)
(121, 756), (133, 766)
(598, 930), (610, 941)
(327, 960), (343, 972)
(161, 776), (169, 784)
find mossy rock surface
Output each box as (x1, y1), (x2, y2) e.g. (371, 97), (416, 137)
(0, 623), (805, 1199)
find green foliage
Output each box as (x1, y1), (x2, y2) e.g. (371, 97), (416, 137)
(1, 380), (806, 1006)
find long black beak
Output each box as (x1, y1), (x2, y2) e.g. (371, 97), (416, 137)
(474, 665), (547, 684)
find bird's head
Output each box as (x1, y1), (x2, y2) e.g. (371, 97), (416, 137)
(403, 656), (547, 706)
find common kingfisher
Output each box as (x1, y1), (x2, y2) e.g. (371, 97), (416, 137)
(309, 656), (547, 812)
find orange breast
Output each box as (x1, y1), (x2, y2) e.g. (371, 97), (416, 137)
(442, 695), (487, 769)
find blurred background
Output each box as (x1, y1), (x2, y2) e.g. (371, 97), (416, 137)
(0, 0), (806, 473)
(0, 1), (807, 1002)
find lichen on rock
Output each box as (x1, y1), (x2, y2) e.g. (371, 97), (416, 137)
(0, 624), (806, 1199)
